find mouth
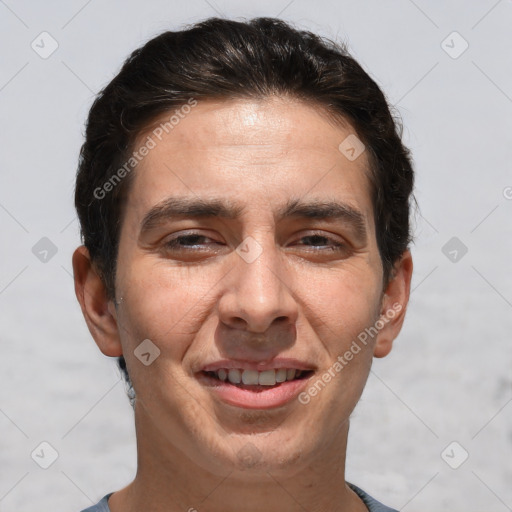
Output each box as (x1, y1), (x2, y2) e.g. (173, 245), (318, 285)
(197, 367), (314, 409)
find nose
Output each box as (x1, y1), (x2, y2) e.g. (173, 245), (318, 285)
(217, 236), (299, 335)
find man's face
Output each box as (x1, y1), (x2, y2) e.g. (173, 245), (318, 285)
(110, 97), (396, 477)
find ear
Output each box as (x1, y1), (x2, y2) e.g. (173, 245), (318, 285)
(72, 245), (123, 357)
(373, 249), (413, 358)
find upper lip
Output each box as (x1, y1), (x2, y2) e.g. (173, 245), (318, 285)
(200, 358), (316, 373)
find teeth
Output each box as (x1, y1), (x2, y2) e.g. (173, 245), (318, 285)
(258, 370), (276, 386)
(275, 368), (287, 383)
(213, 368), (306, 386)
(228, 369), (241, 384)
(242, 370), (259, 385)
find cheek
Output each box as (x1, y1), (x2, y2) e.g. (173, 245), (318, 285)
(115, 259), (214, 360)
(297, 270), (381, 431)
(300, 264), (382, 345)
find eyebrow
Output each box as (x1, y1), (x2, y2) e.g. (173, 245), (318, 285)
(139, 196), (367, 241)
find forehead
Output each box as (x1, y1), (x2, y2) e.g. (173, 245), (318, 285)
(127, 97), (373, 225)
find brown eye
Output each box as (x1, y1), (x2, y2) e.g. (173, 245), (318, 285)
(297, 233), (346, 251)
(165, 234), (212, 249)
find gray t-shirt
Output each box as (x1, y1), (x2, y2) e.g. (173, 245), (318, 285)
(79, 483), (398, 512)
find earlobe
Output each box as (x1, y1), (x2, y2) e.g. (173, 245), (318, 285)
(373, 250), (413, 358)
(72, 246), (123, 357)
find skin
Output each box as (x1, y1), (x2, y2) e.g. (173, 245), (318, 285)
(73, 96), (413, 512)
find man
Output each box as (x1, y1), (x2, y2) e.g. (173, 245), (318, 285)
(72, 17), (414, 512)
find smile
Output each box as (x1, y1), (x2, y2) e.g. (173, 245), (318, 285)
(197, 368), (314, 409)
(206, 368), (309, 386)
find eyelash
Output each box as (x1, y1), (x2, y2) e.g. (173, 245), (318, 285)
(163, 232), (346, 252)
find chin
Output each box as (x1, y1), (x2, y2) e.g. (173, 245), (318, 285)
(211, 427), (312, 478)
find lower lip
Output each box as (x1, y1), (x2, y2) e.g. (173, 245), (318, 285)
(197, 372), (312, 409)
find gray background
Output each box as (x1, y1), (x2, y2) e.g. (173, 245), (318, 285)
(1, 0), (511, 510)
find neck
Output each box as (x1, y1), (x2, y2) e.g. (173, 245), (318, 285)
(109, 405), (367, 512)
